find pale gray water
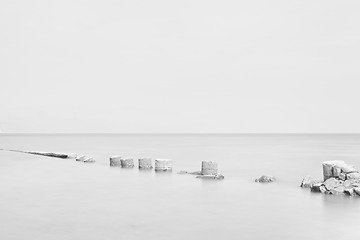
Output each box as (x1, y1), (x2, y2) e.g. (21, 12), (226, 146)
(1, 134), (360, 240)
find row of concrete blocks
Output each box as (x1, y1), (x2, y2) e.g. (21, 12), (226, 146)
(109, 156), (219, 175)
(110, 156), (173, 171)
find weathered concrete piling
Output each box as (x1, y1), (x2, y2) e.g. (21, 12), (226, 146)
(155, 159), (172, 171)
(121, 158), (135, 168)
(201, 161), (218, 175)
(110, 155), (122, 166)
(139, 158), (152, 169)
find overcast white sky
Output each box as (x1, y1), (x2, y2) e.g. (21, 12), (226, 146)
(1, 0), (360, 133)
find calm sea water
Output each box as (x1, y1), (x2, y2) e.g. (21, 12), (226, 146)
(1, 134), (360, 240)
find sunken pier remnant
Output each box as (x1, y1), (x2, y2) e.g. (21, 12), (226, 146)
(139, 158), (153, 169)
(155, 159), (172, 171)
(178, 161), (224, 180)
(110, 155), (122, 167)
(76, 155), (86, 161)
(255, 175), (276, 183)
(84, 157), (95, 163)
(66, 153), (78, 159)
(121, 158), (135, 168)
(201, 161), (218, 175)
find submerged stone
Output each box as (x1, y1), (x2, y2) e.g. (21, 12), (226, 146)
(255, 175), (276, 183)
(353, 188), (360, 196)
(300, 176), (321, 188)
(311, 183), (326, 193)
(344, 188), (355, 196)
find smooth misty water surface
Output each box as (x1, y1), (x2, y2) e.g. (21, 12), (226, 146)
(1, 134), (360, 240)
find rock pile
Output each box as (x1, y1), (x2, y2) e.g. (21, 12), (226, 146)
(301, 161), (360, 196)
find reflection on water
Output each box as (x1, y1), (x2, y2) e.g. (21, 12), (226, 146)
(1, 134), (360, 240)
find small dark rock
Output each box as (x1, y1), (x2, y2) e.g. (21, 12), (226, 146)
(353, 187), (360, 196)
(311, 183), (326, 193)
(344, 188), (355, 196)
(300, 176), (321, 188)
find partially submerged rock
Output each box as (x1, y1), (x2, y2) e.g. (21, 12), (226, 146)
(300, 176), (321, 188)
(311, 183), (326, 193)
(353, 187), (360, 196)
(255, 175), (276, 183)
(344, 188), (355, 196)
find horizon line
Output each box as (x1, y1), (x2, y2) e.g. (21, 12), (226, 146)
(1, 132), (360, 135)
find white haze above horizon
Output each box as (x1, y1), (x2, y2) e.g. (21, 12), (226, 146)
(1, 0), (360, 133)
